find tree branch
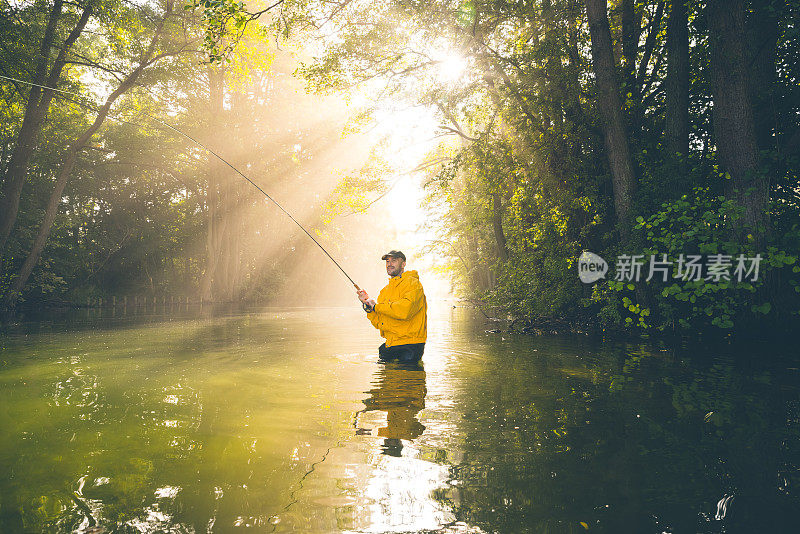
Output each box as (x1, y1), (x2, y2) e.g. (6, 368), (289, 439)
(437, 125), (480, 142)
(247, 0), (284, 20)
(636, 0), (665, 88)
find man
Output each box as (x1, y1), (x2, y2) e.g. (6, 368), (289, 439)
(357, 250), (427, 363)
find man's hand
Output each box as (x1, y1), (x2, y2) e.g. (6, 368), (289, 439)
(362, 298), (376, 313)
(357, 289), (369, 304)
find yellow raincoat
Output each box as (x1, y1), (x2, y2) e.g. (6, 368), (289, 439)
(367, 270), (427, 347)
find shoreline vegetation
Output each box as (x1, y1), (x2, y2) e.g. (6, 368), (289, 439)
(6, 298), (796, 345)
(1, 1), (798, 338)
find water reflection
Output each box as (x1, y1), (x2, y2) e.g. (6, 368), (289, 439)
(358, 362), (427, 457)
(353, 361), (462, 532)
(1, 308), (799, 533)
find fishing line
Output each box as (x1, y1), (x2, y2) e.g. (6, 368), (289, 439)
(0, 73), (362, 290)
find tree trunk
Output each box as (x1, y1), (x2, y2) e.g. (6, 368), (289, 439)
(620, 0), (640, 133)
(746, 1), (779, 153)
(2, 6), (169, 308)
(216, 198), (238, 302)
(198, 184), (219, 301)
(5, 80), (134, 307)
(565, 1), (588, 159)
(0, 2), (93, 249)
(665, 0), (689, 164)
(199, 66), (227, 302)
(585, 0), (638, 228)
(227, 185), (245, 300)
(0, 0), (64, 241)
(492, 192), (508, 263)
(707, 0), (768, 239)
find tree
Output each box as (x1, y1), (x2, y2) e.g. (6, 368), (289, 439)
(3, 1), (182, 308)
(664, 0), (688, 166)
(0, 0), (93, 249)
(707, 0), (768, 241)
(585, 0), (637, 228)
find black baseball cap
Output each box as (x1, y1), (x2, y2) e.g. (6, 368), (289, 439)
(381, 250), (406, 261)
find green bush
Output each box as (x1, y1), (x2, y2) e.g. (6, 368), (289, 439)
(595, 187), (799, 333)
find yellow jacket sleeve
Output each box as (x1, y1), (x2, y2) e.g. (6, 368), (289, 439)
(374, 283), (424, 320)
(367, 307), (381, 329)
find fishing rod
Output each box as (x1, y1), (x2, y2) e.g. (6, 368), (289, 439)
(0, 73), (363, 291)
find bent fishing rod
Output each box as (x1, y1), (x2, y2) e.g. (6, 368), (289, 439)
(0, 73), (362, 291)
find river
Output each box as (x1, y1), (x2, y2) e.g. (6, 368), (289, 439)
(1, 304), (798, 533)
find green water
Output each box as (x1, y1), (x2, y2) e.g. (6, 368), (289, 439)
(1, 306), (798, 533)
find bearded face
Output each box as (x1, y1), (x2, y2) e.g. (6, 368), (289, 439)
(385, 256), (405, 277)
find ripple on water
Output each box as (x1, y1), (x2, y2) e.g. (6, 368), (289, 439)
(1, 307), (798, 533)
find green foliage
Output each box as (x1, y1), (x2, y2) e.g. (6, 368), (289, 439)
(321, 156), (391, 220)
(3, 0), (799, 333)
(190, 0), (257, 62)
(0, 0), (310, 308)
(598, 188), (800, 332)
(188, 0), (305, 63)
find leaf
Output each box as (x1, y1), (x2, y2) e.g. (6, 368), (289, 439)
(752, 302), (772, 315)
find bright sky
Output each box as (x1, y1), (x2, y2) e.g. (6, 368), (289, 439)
(360, 103), (454, 301)
(281, 25), (470, 302)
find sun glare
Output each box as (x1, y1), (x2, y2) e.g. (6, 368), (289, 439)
(317, 32), (464, 300)
(436, 53), (467, 83)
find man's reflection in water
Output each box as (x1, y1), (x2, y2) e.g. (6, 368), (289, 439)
(357, 362), (427, 457)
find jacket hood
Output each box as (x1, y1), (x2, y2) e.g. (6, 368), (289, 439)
(390, 269), (419, 281)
